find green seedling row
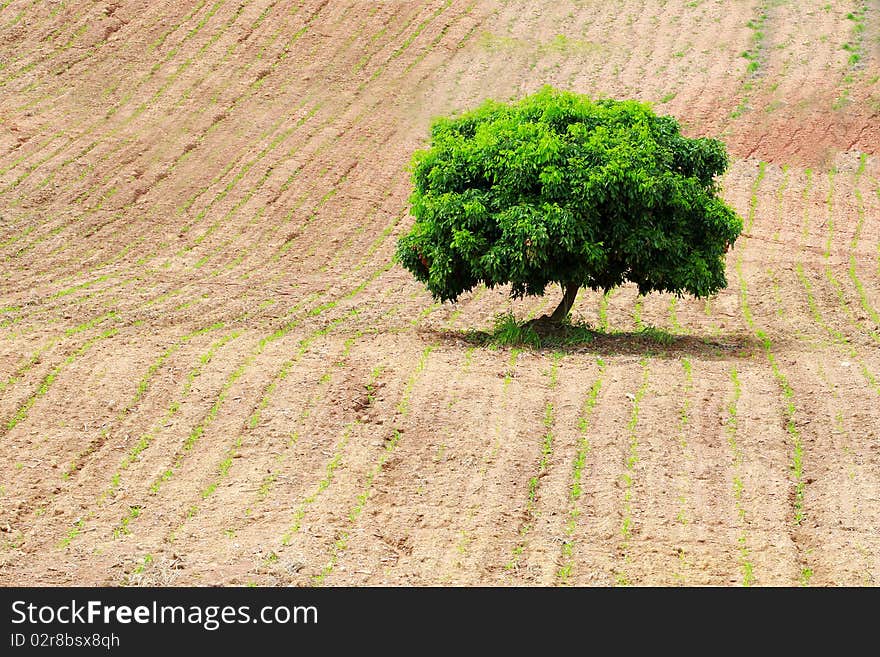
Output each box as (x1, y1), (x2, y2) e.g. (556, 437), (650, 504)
(726, 367), (755, 586)
(10, 0), (428, 298)
(0, 14), (89, 87)
(0, 311), (116, 394)
(825, 266), (880, 342)
(842, 2), (868, 67)
(3, 326), (119, 436)
(353, 3), (429, 74)
(312, 346), (436, 585)
(271, 311), (422, 554)
(402, 1), (477, 75)
(151, 0), (210, 51)
(193, 310), (363, 512)
(239, 334), (370, 532)
(505, 398), (557, 574)
(0, 131), (102, 195)
(14, 108), (332, 351)
(597, 288), (612, 332)
(823, 168), (836, 259)
(632, 295), (645, 330)
(797, 263), (880, 393)
(747, 161), (767, 233)
(771, 163), (790, 240)
(614, 360), (649, 586)
(98, 328), (242, 541)
(737, 231), (809, 530)
(14, 0), (450, 288)
(281, 422), (357, 545)
(62, 320), (230, 482)
(7, 0), (268, 243)
(59, 297), (306, 548)
(6, 0), (238, 186)
(0, 131), (65, 179)
(667, 297), (685, 334)
(115, 264), (391, 547)
(671, 357), (694, 584)
(366, 0), (453, 84)
(557, 357), (605, 584)
(845, 157), (880, 335)
(800, 168), (813, 239)
(732, 160), (813, 572)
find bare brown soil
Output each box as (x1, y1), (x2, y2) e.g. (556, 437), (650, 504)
(1, 0), (879, 586)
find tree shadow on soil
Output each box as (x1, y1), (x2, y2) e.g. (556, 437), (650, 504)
(419, 314), (760, 359)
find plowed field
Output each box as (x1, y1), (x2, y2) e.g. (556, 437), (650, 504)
(1, 1), (879, 586)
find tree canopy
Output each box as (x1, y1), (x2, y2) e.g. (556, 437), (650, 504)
(396, 86), (742, 321)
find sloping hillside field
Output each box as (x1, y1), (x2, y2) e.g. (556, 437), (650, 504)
(1, 1), (879, 586)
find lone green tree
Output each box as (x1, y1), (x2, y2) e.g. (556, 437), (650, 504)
(396, 87), (742, 323)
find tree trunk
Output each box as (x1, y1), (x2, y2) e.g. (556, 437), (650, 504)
(550, 283), (579, 322)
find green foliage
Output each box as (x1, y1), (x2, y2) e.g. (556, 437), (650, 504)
(396, 87), (741, 311)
